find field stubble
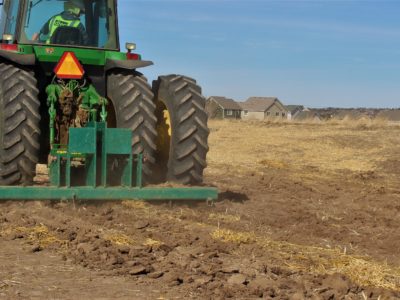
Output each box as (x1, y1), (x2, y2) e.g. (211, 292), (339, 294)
(207, 119), (399, 188)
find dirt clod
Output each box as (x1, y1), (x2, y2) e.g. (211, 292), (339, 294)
(134, 221), (149, 230)
(31, 245), (43, 253)
(148, 271), (164, 279)
(227, 274), (247, 285)
(129, 266), (148, 275)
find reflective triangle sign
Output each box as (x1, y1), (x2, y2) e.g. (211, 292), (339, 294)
(54, 51), (85, 79)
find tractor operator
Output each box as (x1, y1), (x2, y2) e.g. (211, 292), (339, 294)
(32, 0), (88, 45)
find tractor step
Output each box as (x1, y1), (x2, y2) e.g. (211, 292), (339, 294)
(0, 186), (218, 201)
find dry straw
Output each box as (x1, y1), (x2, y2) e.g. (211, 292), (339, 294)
(103, 231), (135, 246)
(1, 225), (68, 249)
(143, 238), (163, 247)
(208, 213), (241, 223)
(211, 228), (400, 291)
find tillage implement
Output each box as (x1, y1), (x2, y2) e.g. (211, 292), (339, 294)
(0, 0), (217, 201)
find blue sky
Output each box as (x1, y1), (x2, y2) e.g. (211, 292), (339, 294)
(118, 0), (400, 108)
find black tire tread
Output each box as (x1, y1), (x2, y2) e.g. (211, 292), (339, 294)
(153, 74), (209, 185)
(107, 70), (157, 182)
(0, 62), (40, 185)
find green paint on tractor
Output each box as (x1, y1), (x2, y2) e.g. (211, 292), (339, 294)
(32, 45), (127, 65)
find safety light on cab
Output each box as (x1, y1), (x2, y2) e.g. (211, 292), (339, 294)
(1, 34), (17, 51)
(2, 34), (13, 42)
(125, 42), (136, 52)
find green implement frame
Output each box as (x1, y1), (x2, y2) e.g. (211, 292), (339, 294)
(0, 187), (218, 201)
(0, 122), (218, 202)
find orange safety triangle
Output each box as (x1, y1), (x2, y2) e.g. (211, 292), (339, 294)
(54, 52), (85, 79)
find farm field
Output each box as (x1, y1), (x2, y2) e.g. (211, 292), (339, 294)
(1, 119), (400, 299)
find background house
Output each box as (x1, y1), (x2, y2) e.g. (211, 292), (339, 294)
(286, 105), (304, 120)
(293, 109), (322, 122)
(206, 96), (242, 119)
(240, 97), (287, 120)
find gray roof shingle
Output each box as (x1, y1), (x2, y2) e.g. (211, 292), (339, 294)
(294, 110), (321, 121)
(285, 105), (304, 114)
(240, 97), (282, 112)
(208, 96), (242, 110)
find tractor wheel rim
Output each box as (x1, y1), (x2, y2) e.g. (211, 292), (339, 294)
(156, 101), (171, 161)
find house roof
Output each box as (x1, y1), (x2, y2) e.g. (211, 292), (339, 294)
(208, 96), (242, 110)
(240, 97), (282, 112)
(294, 110), (321, 121)
(285, 105), (304, 114)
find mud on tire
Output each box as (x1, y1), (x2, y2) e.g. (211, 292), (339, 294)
(153, 75), (209, 185)
(107, 70), (157, 183)
(0, 62), (40, 186)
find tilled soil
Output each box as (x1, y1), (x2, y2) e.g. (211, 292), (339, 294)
(1, 121), (400, 299)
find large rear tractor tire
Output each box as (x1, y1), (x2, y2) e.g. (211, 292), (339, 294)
(107, 70), (157, 183)
(153, 75), (209, 185)
(0, 62), (41, 186)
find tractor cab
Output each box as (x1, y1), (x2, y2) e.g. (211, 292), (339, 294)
(0, 0), (118, 49)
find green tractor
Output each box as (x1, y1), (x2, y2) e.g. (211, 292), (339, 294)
(0, 0), (216, 201)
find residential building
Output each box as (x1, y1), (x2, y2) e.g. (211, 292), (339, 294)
(206, 96), (242, 119)
(294, 109), (322, 122)
(285, 105), (304, 120)
(240, 97), (287, 120)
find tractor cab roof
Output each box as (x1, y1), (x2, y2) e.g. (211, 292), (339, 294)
(0, 0), (119, 50)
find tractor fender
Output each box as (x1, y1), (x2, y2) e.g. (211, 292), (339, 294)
(0, 50), (36, 65)
(105, 59), (153, 71)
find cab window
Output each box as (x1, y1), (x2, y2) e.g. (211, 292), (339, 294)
(19, 0), (117, 49)
(0, 0), (20, 39)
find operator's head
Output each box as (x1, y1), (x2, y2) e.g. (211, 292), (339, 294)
(64, 0), (85, 16)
